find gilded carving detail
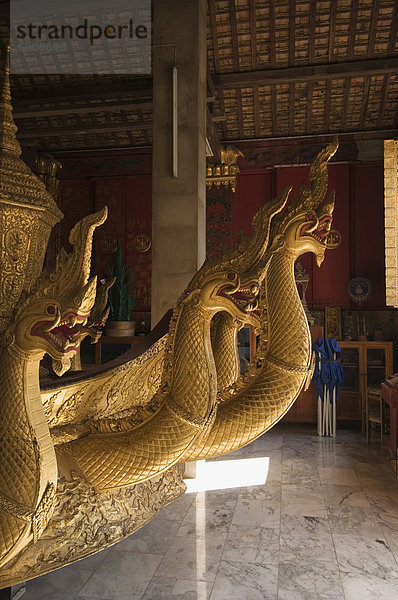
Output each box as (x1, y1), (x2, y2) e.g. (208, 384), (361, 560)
(384, 140), (398, 307)
(41, 337), (167, 429)
(0, 47), (340, 583)
(0, 466), (185, 588)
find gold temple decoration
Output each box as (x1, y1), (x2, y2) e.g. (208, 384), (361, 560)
(206, 145), (243, 193)
(0, 57), (339, 585)
(0, 47), (63, 336)
(325, 228), (342, 249)
(36, 154), (62, 199)
(132, 232), (151, 252)
(325, 307), (342, 339)
(101, 236), (118, 253)
(384, 139), (398, 307)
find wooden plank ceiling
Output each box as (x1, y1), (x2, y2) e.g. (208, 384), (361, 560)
(2, 0), (398, 152)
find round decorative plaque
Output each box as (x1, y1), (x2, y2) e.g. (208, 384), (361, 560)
(132, 233), (151, 253)
(325, 229), (342, 249)
(347, 277), (371, 303)
(101, 237), (117, 254)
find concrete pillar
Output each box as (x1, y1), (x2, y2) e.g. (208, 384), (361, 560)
(151, 0), (207, 327)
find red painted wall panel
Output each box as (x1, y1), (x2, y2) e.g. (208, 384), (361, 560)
(352, 163), (384, 308)
(58, 179), (94, 252)
(126, 176), (152, 310)
(311, 164), (351, 309)
(233, 162), (384, 310)
(234, 170), (274, 240)
(94, 179), (128, 279)
(58, 150), (386, 314)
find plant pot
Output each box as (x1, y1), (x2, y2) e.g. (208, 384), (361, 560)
(105, 320), (135, 337)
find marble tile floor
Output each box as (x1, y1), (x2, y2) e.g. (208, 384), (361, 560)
(19, 423), (398, 600)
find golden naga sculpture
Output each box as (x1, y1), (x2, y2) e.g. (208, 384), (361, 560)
(0, 50), (114, 573)
(0, 46), (339, 585)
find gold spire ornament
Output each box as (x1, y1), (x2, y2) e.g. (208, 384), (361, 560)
(0, 47), (63, 335)
(36, 154), (62, 199)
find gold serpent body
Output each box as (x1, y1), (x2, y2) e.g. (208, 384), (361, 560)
(183, 249), (310, 461)
(211, 312), (241, 391)
(0, 349), (57, 567)
(69, 300), (218, 490)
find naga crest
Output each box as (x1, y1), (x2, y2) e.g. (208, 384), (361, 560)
(2, 207), (108, 375)
(268, 136), (338, 266)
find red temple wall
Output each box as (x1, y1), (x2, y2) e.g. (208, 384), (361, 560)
(233, 161), (384, 310)
(56, 146), (386, 312)
(57, 150), (152, 312)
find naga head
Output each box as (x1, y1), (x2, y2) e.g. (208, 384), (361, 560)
(268, 137), (338, 267)
(180, 138), (338, 326)
(184, 189), (290, 326)
(2, 207), (108, 375)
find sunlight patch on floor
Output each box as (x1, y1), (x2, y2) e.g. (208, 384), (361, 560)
(185, 456), (269, 493)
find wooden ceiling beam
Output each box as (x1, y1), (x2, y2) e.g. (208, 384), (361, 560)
(224, 128), (398, 144)
(368, 0), (380, 57)
(12, 81), (153, 107)
(378, 73), (390, 128)
(269, 1), (276, 69)
(288, 0), (295, 66)
(348, 0), (359, 60)
(308, 1), (316, 63)
(208, 0), (221, 72)
(236, 88), (244, 139)
(306, 80), (313, 134)
(328, 2), (337, 62)
(14, 100), (152, 119)
(17, 120), (152, 139)
(217, 90), (228, 139)
(249, 0), (257, 69)
(341, 78), (351, 130)
(229, 0), (240, 70)
(359, 77), (371, 130)
(289, 82), (295, 135)
(324, 80), (331, 131)
(271, 84), (277, 135)
(253, 85), (261, 137)
(388, 2), (398, 55)
(214, 57), (398, 88)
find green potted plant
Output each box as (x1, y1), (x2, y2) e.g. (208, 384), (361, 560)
(105, 240), (136, 336)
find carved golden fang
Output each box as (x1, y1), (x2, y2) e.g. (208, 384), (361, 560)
(42, 307), (61, 332)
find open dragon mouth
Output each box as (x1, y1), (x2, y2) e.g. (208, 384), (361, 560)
(31, 312), (88, 354)
(301, 215), (332, 245)
(218, 282), (260, 313)
(83, 307), (110, 343)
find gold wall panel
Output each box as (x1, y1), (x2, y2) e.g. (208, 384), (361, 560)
(384, 140), (398, 307)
